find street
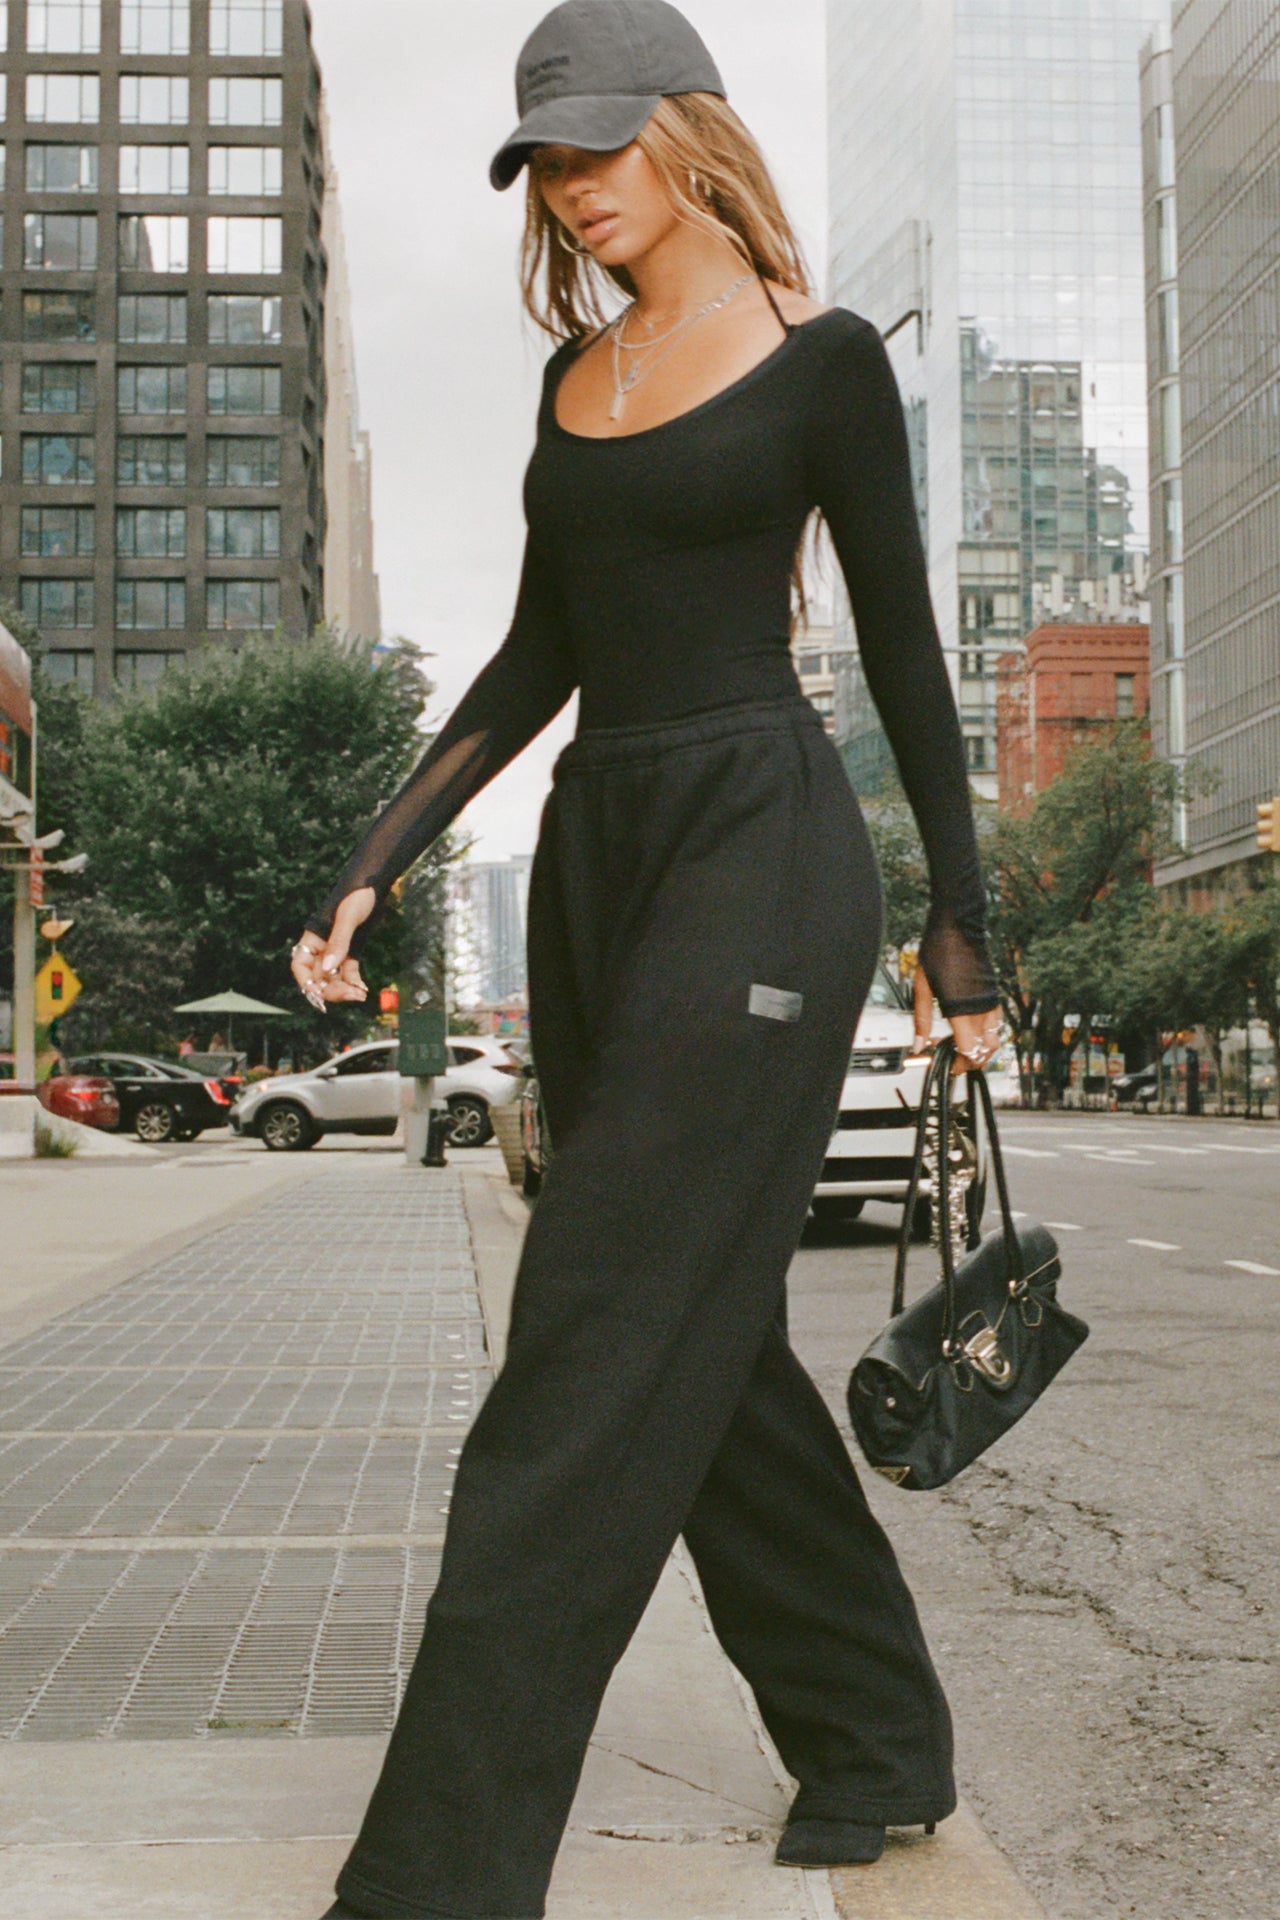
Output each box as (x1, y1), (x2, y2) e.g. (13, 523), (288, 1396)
(791, 1110), (1280, 1920)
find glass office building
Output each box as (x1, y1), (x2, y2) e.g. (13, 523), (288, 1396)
(828, 0), (1158, 797)
(1142, 2), (1280, 892)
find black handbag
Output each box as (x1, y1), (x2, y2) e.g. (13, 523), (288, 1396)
(846, 1038), (1089, 1491)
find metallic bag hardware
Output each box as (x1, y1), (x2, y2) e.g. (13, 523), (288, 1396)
(846, 1038), (1090, 1491)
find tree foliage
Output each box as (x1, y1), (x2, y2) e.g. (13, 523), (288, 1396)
(27, 629), (457, 1056)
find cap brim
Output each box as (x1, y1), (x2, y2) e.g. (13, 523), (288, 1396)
(489, 92), (661, 191)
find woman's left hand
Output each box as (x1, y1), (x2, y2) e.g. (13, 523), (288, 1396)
(913, 967), (1005, 1073)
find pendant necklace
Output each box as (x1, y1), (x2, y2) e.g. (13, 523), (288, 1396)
(607, 271), (755, 422)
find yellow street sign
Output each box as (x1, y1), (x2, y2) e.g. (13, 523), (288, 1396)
(35, 950), (82, 1024)
(1257, 797), (1280, 853)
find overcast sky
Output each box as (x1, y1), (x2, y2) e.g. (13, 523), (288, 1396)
(306, 0), (827, 862)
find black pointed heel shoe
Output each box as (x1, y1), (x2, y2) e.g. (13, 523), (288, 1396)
(775, 1818), (886, 1866)
(774, 1815), (938, 1867)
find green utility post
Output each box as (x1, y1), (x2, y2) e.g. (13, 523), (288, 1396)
(400, 1006), (449, 1166)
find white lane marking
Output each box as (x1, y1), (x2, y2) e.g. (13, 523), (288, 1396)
(1045, 1221), (1083, 1232)
(1128, 1238), (1181, 1252)
(1225, 1260), (1280, 1277)
(1081, 1152), (1155, 1165)
(1002, 1146), (1060, 1159)
(1204, 1145), (1280, 1156)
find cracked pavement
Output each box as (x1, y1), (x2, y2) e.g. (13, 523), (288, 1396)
(793, 1110), (1279, 1920)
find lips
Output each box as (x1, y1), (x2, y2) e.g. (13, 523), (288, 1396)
(578, 210), (619, 244)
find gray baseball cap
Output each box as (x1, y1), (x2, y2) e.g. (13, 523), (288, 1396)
(490, 0), (726, 191)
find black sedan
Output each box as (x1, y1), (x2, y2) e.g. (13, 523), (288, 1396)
(65, 1053), (234, 1143)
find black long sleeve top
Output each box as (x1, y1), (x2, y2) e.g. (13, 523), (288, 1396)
(305, 304), (999, 1017)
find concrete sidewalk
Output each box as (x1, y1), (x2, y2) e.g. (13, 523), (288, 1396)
(0, 1145), (1046, 1919)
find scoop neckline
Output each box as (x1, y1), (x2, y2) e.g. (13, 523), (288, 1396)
(547, 306), (844, 446)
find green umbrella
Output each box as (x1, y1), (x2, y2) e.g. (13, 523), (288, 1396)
(173, 989), (290, 1051)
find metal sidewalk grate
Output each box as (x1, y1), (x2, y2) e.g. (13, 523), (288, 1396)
(0, 1163), (489, 1740)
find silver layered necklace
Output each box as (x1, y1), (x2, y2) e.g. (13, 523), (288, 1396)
(607, 271), (755, 422)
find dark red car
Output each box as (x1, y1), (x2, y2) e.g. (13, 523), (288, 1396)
(38, 1072), (120, 1130)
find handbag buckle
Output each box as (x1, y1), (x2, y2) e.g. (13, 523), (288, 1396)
(960, 1321), (1012, 1385)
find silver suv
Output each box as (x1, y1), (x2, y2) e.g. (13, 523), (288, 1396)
(230, 1037), (522, 1152)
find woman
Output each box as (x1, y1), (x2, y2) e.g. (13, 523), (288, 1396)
(293, 5), (1003, 1916)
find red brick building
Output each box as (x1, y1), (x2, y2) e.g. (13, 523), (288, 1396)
(996, 623), (1150, 813)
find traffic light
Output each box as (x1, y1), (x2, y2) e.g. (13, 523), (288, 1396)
(1258, 797), (1280, 853)
(379, 985), (400, 1015)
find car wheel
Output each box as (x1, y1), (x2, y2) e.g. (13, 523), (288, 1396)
(911, 1196), (932, 1242)
(521, 1152), (542, 1198)
(259, 1101), (317, 1152)
(810, 1195), (865, 1221)
(135, 1101), (178, 1144)
(446, 1095), (492, 1148)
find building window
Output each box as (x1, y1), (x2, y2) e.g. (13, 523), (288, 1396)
(796, 653), (820, 677)
(118, 213), (189, 272)
(26, 73), (99, 122)
(42, 649), (94, 691)
(206, 435), (280, 487)
(208, 144), (282, 196)
(206, 506), (279, 558)
(121, 0), (189, 56)
(116, 578), (186, 629)
(20, 577), (94, 628)
(210, 0), (282, 55)
(119, 74), (189, 125)
(206, 578), (280, 629)
(1161, 477), (1183, 566)
(1115, 673), (1136, 720)
(117, 434), (186, 486)
(21, 505), (94, 556)
(117, 364), (187, 415)
(963, 733), (988, 772)
(116, 506), (186, 557)
(115, 650), (184, 691)
(118, 293), (187, 344)
(207, 215), (282, 274)
(22, 433), (94, 484)
(24, 212), (97, 269)
(208, 365), (281, 415)
(119, 145), (189, 195)
(27, 2), (100, 54)
(26, 143), (98, 191)
(208, 76), (283, 127)
(22, 362), (94, 412)
(208, 294), (282, 345)
(23, 290), (95, 340)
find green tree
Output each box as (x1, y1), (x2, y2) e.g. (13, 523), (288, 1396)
(985, 721), (1180, 1101)
(861, 798), (930, 955)
(40, 631), (451, 1056)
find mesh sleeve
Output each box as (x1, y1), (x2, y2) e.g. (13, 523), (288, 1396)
(807, 314), (1000, 1017)
(304, 527), (576, 959)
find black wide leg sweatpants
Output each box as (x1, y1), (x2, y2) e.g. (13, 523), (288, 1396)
(335, 695), (958, 1920)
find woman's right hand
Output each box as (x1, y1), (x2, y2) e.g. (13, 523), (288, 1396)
(290, 888), (376, 1012)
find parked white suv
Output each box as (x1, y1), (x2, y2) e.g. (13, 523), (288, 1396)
(230, 1036), (521, 1152)
(809, 963), (986, 1235)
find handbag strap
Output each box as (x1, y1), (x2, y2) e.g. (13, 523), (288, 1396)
(892, 1037), (1027, 1355)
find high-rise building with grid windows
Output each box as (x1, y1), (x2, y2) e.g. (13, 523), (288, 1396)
(0, 0), (379, 696)
(1141, 4), (1280, 895)
(828, 0), (1158, 799)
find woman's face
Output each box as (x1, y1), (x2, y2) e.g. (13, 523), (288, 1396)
(530, 140), (680, 267)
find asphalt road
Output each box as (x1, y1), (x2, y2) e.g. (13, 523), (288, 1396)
(789, 1111), (1279, 1920)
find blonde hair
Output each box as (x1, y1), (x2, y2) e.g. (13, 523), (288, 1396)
(519, 92), (822, 628)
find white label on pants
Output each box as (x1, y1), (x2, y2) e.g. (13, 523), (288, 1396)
(749, 982), (803, 1022)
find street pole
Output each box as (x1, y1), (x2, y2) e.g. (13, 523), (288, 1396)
(12, 878), (34, 1088)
